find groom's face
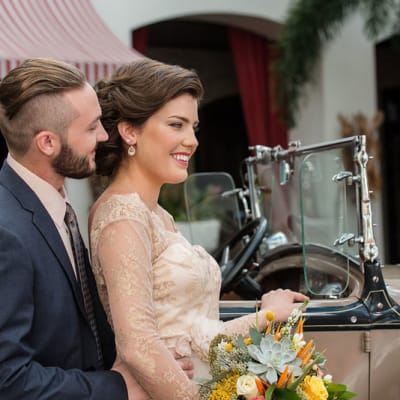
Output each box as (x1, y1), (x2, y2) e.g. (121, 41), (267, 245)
(52, 83), (108, 179)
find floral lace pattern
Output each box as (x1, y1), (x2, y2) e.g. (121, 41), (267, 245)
(90, 193), (261, 399)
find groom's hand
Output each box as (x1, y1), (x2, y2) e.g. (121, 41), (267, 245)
(112, 358), (150, 400)
(170, 349), (194, 379)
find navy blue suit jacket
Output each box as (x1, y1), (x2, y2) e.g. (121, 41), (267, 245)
(0, 161), (128, 399)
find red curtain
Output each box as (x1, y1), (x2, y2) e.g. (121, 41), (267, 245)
(131, 27), (148, 54)
(228, 27), (287, 147)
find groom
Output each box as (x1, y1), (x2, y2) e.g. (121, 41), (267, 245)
(0, 58), (192, 399)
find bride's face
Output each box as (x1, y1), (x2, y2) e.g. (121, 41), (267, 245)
(134, 93), (199, 186)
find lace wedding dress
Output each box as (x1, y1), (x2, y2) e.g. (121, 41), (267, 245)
(90, 192), (258, 400)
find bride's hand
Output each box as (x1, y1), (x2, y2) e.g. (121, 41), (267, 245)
(260, 289), (309, 322)
(169, 349), (194, 380)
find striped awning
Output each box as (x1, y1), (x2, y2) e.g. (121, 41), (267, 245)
(0, 0), (142, 83)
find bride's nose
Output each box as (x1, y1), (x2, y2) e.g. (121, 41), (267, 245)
(182, 127), (199, 150)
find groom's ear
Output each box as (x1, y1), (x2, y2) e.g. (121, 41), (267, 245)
(34, 130), (60, 157)
(117, 121), (137, 145)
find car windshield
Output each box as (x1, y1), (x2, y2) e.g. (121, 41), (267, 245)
(181, 172), (242, 252)
(259, 145), (359, 297)
(182, 137), (365, 299)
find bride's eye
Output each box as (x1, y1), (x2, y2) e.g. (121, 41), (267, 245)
(169, 122), (183, 129)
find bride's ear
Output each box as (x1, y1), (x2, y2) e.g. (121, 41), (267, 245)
(117, 121), (137, 145)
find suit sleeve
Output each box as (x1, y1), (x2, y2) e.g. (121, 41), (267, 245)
(0, 226), (128, 400)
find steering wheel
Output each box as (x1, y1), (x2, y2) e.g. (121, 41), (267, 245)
(213, 217), (267, 296)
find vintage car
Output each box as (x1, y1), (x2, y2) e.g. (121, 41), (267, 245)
(181, 135), (400, 399)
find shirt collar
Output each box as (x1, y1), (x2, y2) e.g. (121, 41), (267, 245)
(7, 154), (68, 228)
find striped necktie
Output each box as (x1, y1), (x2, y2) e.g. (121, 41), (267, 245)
(64, 202), (104, 368)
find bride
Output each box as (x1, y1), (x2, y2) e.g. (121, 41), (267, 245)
(89, 58), (308, 400)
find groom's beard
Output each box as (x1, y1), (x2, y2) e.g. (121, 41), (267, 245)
(52, 141), (95, 179)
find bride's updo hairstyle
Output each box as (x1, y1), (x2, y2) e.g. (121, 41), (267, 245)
(94, 58), (204, 177)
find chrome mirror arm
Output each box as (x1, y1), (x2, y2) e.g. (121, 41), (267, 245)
(244, 157), (262, 219)
(354, 135), (379, 262)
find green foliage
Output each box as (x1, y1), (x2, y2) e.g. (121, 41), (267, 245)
(326, 383), (357, 399)
(274, 388), (301, 400)
(249, 327), (262, 345)
(266, 381), (356, 400)
(265, 383), (277, 400)
(275, 0), (400, 128)
(362, 0), (398, 37)
(159, 183), (187, 221)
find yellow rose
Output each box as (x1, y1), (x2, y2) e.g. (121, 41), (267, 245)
(296, 375), (328, 400)
(236, 375), (260, 400)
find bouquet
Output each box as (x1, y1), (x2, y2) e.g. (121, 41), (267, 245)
(199, 302), (356, 400)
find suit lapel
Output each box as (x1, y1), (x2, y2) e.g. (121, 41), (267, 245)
(0, 162), (87, 318)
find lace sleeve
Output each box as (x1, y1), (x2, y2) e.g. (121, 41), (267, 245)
(96, 218), (199, 400)
(222, 312), (262, 337)
(190, 313), (262, 360)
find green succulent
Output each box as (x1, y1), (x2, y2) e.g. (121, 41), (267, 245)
(247, 335), (303, 384)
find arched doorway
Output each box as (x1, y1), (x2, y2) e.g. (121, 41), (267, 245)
(196, 94), (248, 186)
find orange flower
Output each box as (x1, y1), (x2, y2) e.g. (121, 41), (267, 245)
(274, 324), (282, 341)
(255, 378), (265, 394)
(297, 339), (314, 359)
(295, 317), (304, 334)
(276, 365), (289, 388)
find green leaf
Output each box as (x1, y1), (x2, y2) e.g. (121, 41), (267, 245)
(326, 382), (357, 399)
(249, 327), (262, 345)
(340, 392), (357, 399)
(274, 388), (301, 399)
(327, 383), (348, 392)
(265, 383), (276, 400)
(202, 370), (229, 386)
(288, 353), (325, 390)
(237, 334), (247, 349)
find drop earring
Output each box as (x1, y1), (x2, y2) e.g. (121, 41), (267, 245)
(127, 145), (136, 157)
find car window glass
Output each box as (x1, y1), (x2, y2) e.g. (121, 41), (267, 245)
(182, 172), (242, 253)
(298, 148), (357, 297)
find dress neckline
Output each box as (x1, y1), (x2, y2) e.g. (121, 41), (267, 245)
(106, 192), (176, 233)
